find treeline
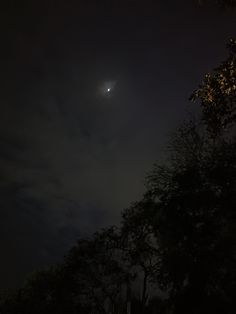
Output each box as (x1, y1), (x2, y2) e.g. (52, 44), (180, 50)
(1, 40), (236, 314)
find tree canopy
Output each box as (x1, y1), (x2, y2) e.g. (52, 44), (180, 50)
(191, 39), (236, 136)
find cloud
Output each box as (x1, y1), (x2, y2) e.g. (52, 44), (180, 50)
(0, 74), (157, 288)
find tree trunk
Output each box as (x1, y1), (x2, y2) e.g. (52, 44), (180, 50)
(141, 272), (148, 312)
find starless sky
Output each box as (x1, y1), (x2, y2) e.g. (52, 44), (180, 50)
(0, 0), (235, 289)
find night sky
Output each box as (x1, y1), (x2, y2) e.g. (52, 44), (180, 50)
(0, 0), (235, 289)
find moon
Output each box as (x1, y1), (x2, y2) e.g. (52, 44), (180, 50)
(98, 81), (117, 97)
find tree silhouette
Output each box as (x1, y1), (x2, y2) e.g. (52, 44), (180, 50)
(145, 122), (236, 313)
(62, 227), (130, 314)
(121, 199), (161, 312)
(191, 39), (236, 136)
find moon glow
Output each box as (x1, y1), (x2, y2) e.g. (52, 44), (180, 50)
(98, 81), (117, 97)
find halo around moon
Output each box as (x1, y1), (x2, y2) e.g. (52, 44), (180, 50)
(99, 80), (117, 97)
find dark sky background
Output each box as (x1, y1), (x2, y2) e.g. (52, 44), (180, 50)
(0, 0), (235, 290)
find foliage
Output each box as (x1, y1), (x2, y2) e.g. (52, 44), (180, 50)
(145, 124), (236, 313)
(62, 227), (130, 314)
(121, 200), (161, 308)
(0, 267), (82, 314)
(191, 39), (236, 136)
